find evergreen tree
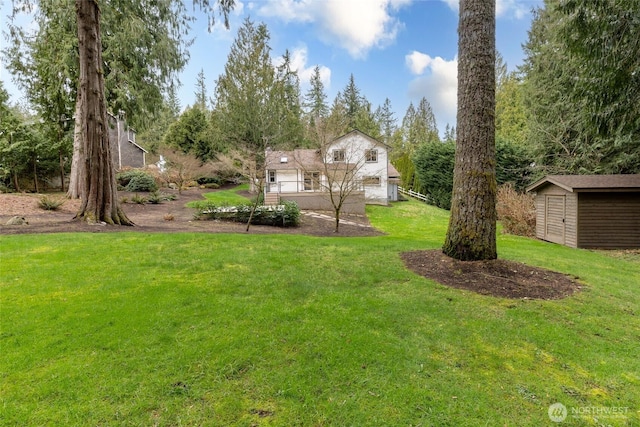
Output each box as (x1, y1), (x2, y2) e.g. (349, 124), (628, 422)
(495, 71), (527, 146)
(304, 65), (329, 121)
(522, 1), (640, 174)
(400, 97), (439, 151)
(214, 18), (304, 201)
(341, 74), (364, 129)
(166, 84), (182, 119)
(163, 106), (211, 160)
(273, 49), (304, 148)
(194, 69), (208, 111)
(11, 0), (234, 224)
(400, 102), (417, 152)
(353, 101), (381, 139)
(376, 98), (396, 146)
(443, 123), (456, 143)
(326, 91), (349, 138)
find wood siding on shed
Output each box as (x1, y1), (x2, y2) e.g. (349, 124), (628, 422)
(535, 185), (578, 248)
(577, 192), (640, 249)
(545, 195), (565, 244)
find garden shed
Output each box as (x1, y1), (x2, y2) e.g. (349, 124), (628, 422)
(526, 174), (640, 249)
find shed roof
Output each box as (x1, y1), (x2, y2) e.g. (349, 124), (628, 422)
(526, 174), (640, 193)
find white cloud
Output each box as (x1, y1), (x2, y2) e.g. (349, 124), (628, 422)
(442, 0), (530, 19)
(406, 54), (458, 131)
(405, 51), (433, 75)
(257, 0), (412, 59)
(273, 45), (332, 89)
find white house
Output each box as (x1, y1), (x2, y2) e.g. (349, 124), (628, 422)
(264, 130), (400, 211)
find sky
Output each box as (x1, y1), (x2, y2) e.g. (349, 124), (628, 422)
(1, 0), (543, 135)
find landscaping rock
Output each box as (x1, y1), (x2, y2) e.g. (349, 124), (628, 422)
(6, 216), (28, 225)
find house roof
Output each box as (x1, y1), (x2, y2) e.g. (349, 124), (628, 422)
(331, 129), (390, 148)
(128, 140), (148, 153)
(265, 149), (323, 170)
(526, 174), (640, 193)
(388, 163), (400, 178)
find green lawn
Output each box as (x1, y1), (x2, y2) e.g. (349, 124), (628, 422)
(1, 200), (638, 426)
(186, 183), (251, 207)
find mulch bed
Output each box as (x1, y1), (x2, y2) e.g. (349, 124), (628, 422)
(401, 249), (582, 300)
(0, 188), (382, 237)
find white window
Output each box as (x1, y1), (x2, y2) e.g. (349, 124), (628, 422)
(363, 176), (381, 186)
(333, 149), (345, 162)
(268, 170), (276, 183)
(304, 171), (320, 191)
(365, 149), (378, 163)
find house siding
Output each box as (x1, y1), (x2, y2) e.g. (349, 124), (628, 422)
(577, 192), (640, 249)
(326, 132), (389, 204)
(108, 114), (145, 169)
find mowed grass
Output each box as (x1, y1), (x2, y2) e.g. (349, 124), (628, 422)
(1, 200), (639, 426)
(186, 183), (251, 207)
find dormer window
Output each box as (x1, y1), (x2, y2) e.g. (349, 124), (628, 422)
(280, 156), (288, 163)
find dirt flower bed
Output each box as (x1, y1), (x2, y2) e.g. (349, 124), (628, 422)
(0, 188), (380, 237)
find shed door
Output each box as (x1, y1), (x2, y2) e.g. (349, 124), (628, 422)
(545, 195), (566, 244)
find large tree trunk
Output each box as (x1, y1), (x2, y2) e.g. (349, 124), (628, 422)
(442, 0), (496, 261)
(74, 0), (132, 225)
(59, 149), (66, 193)
(67, 100), (84, 199)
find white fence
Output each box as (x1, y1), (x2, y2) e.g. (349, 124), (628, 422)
(398, 186), (429, 203)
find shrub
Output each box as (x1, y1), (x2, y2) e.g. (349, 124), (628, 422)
(147, 191), (176, 204)
(196, 176), (222, 186)
(413, 141), (455, 210)
(496, 184), (536, 237)
(496, 137), (535, 192)
(412, 138), (534, 210)
(193, 200), (300, 227)
(147, 191), (163, 204)
(38, 195), (65, 211)
(116, 170), (158, 192)
(130, 194), (148, 204)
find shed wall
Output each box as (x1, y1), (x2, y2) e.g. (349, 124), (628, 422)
(535, 185), (578, 248)
(577, 192), (640, 249)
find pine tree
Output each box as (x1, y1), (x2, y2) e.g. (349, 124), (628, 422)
(376, 98), (397, 145)
(304, 65), (329, 120)
(341, 74), (363, 129)
(194, 69), (208, 111)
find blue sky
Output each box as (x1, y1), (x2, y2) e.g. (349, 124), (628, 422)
(1, 0), (543, 134)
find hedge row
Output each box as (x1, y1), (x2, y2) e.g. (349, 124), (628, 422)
(193, 201), (300, 227)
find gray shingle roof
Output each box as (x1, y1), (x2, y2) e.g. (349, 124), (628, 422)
(527, 174), (640, 193)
